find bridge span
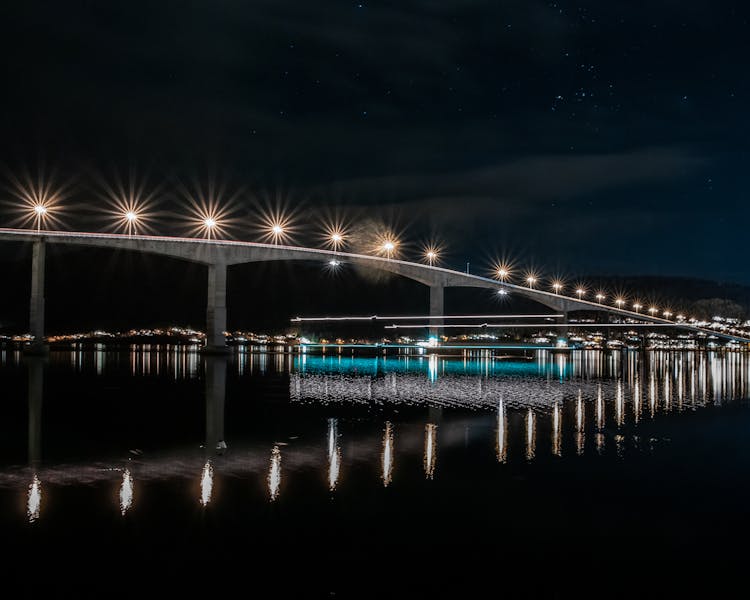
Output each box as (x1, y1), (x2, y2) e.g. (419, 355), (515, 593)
(0, 228), (744, 351)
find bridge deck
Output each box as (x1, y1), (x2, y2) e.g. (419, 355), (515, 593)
(0, 227), (747, 344)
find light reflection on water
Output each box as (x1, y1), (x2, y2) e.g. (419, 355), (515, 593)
(290, 351), (750, 412)
(496, 398), (507, 463)
(200, 461), (213, 506)
(382, 422), (394, 487)
(27, 475), (41, 523)
(633, 376), (641, 423)
(1, 348), (750, 520)
(268, 446), (281, 501)
(525, 409), (535, 461)
(328, 446), (341, 492)
(13, 347), (750, 413)
(120, 468), (134, 515)
(576, 392), (585, 456)
(551, 403), (561, 457)
(328, 418), (341, 491)
(616, 381), (624, 427)
(424, 423), (437, 479)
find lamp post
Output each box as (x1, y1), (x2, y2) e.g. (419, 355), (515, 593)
(203, 217), (216, 240)
(124, 210), (138, 237)
(33, 204), (47, 232)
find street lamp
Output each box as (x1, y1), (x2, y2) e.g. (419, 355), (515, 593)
(633, 303), (642, 313)
(423, 246), (440, 266)
(648, 306), (658, 316)
(526, 276), (536, 288)
(576, 288), (585, 300)
(595, 293), (605, 304)
(552, 281), (563, 294)
(124, 210), (139, 236)
(33, 204), (48, 232)
(330, 231), (344, 250)
(663, 310), (673, 319)
(496, 267), (510, 282)
(615, 298), (625, 309)
(271, 223), (284, 244)
(382, 240), (395, 259)
(203, 217), (217, 239)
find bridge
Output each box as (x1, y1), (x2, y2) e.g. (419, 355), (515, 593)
(0, 227), (746, 352)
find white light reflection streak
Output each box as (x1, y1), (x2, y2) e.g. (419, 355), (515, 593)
(576, 390), (585, 456)
(552, 402), (561, 457)
(595, 385), (605, 453)
(327, 418), (338, 460)
(616, 381), (624, 427)
(428, 354), (438, 383)
(329, 446), (341, 491)
(200, 460), (213, 506)
(382, 422), (394, 486)
(269, 446), (282, 501)
(525, 409), (535, 461)
(633, 375), (641, 423)
(120, 468), (134, 515)
(496, 398), (507, 463)
(27, 475), (41, 523)
(328, 417), (341, 491)
(650, 373), (657, 417)
(424, 423), (437, 479)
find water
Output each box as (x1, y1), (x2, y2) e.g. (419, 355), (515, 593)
(1, 346), (750, 596)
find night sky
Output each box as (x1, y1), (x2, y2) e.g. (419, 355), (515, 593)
(1, 1), (748, 331)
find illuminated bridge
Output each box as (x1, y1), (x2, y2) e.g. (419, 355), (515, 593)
(0, 227), (747, 352)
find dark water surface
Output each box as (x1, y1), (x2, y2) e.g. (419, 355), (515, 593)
(1, 346), (749, 597)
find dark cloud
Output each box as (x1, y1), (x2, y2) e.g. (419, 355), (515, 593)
(317, 146), (703, 207)
(0, 0), (747, 283)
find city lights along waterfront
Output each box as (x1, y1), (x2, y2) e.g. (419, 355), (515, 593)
(2, 225), (750, 353)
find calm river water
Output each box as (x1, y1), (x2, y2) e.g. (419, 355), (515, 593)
(1, 346), (749, 597)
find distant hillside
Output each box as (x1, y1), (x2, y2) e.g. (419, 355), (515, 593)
(582, 275), (750, 319)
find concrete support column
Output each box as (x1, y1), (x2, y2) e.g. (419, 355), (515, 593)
(429, 284), (444, 340)
(559, 311), (570, 343)
(205, 262), (228, 353)
(204, 356), (227, 454)
(28, 240), (46, 353)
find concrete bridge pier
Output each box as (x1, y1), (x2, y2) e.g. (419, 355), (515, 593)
(559, 311), (570, 343)
(429, 284), (444, 340)
(27, 240), (47, 355)
(205, 262), (229, 354)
